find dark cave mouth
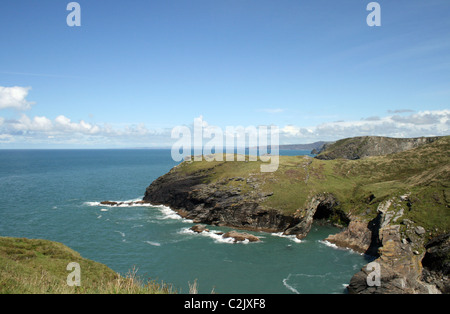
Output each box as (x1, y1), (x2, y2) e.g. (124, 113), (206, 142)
(313, 202), (350, 226)
(313, 203), (334, 220)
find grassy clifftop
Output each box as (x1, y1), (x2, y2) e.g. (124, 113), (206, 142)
(315, 135), (441, 160)
(0, 237), (173, 294)
(174, 136), (449, 235)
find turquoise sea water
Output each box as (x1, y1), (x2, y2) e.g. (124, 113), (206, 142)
(0, 149), (369, 293)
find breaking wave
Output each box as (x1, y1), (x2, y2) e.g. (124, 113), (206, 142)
(271, 232), (302, 243)
(178, 227), (255, 244)
(318, 240), (362, 255)
(84, 199), (193, 222)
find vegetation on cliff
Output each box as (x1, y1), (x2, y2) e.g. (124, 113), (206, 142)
(315, 135), (441, 160)
(0, 237), (173, 294)
(144, 135), (449, 293)
(150, 136), (449, 236)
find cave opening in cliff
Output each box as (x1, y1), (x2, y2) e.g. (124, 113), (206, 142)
(312, 201), (350, 226)
(313, 202), (334, 220)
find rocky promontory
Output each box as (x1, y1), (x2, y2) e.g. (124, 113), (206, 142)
(315, 136), (441, 160)
(143, 136), (450, 293)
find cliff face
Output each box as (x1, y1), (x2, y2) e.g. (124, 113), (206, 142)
(144, 169), (301, 232)
(143, 136), (450, 294)
(316, 136), (441, 160)
(326, 196), (448, 294)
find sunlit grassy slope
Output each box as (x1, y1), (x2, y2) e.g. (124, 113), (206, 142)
(0, 237), (173, 294)
(176, 136), (449, 233)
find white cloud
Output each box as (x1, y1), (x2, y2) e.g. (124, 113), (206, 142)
(0, 134), (13, 143)
(0, 110), (448, 147)
(0, 86), (34, 110)
(0, 112), (172, 146)
(298, 109), (450, 141)
(281, 125), (312, 137)
(55, 115), (101, 134)
(8, 114), (53, 132)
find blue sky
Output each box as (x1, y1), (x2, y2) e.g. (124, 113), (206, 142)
(0, 0), (449, 148)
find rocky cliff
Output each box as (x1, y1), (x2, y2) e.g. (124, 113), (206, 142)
(144, 168), (301, 233)
(143, 136), (450, 294)
(315, 136), (441, 160)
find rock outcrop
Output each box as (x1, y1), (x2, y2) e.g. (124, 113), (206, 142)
(222, 231), (261, 243)
(326, 196), (447, 294)
(141, 136), (449, 294)
(316, 136), (441, 160)
(190, 224), (209, 233)
(283, 193), (342, 239)
(144, 171), (302, 233)
(422, 233), (450, 293)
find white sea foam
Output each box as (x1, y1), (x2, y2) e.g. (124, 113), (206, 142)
(318, 240), (338, 249)
(100, 208), (109, 212)
(84, 199), (195, 225)
(84, 198), (151, 208)
(153, 204), (183, 220)
(178, 227), (252, 244)
(318, 240), (362, 255)
(145, 241), (161, 247)
(271, 232), (302, 243)
(115, 231), (125, 237)
(84, 201), (101, 207)
(282, 275), (300, 294)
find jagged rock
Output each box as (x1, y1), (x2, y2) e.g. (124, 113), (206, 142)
(316, 136), (441, 160)
(101, 201), (120, 206)
(100, 200), (148, 206)
(284, 193), (340, 240)
(421, 233), (450, 293)
(347, 223), (428, 294)
(222, 231), (260, 242)
(143, 169), (300, 233)
(415, 226), (426, 235)
(325, 218), (375, 254)
(190, 224), (209, 233)
(142, 136), (449, 294)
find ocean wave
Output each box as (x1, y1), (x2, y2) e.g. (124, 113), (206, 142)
(84, 199), (194, 223)
(115, 230), (125, 237)
(84, 198), (150, 207)
(84, 201), (102, 207)
(178, 227), (254, 244)
(318, 240), (362, 255)
(283, 272), (338, 294)
(282, 274), (300, 294)
(153, 204), (184, 220)
(144, 240), (161, 247)
(318, 239), (338, 249)
(271, 232), (302, 243)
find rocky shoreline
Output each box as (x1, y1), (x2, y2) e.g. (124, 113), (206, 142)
(136, 136), (449, 294)
(143, 172), (301, 234)
(142, 179), (448, 293)
(105, 193), (448, 293)
(326, 196), (449, 293)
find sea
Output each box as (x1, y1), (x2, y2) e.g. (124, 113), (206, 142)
(0, 149), (370, 294)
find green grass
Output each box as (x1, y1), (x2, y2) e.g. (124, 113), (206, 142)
(173, 137), (450, 234)
(0, 237), (174, 294)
